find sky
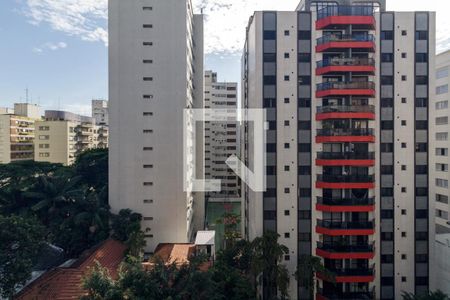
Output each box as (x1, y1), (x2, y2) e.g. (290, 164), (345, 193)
(1, 0), (450, 115)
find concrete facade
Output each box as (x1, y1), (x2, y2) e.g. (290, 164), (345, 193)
(109, 0), (204, 252)
(0, 114), (35, 164)
(92, 99), (108, 126)
(242, 1), (435, 298)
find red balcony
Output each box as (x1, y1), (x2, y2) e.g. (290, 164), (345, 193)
(316, 105), (375, 121)
(316, 174), (375, 189)
(316, 58), (375, 75)
(316, 151), (375, 167)
(316, 128), (375, 143)
(316, 242), (375, 259)
(316, 197), (375, 212)
(316, 6), (376, 30)
(316, 219), (375, 236)
(316, 34), (375, 53)
(316, 81), (375, 98)
(317, 288), (375, 300)
(318, 266), (375, 283)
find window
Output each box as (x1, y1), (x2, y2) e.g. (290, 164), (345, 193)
(416, 254), (428, 262)
(402, 165), (407, 171)
(266, 166), (276, 175)
(415, 31), (428, 40)
(39, 144), (49, 149)
(401, 52), (407, 58)
(416, 165), (428, 174)
(298, 121), (310, 130)
(39, 153), (50, 158)
(437, 194), (449, 204)
(401, 75), (407, 81)
(143, 59), (153, 64)
(263, 211), (276, 220)
(298, 76), (311, 85)
(39, 135), (49, 140)
(381, 255), (394, 263)
(381, 76), (394, 85)
(381, 121), (393, 130)
(381, 165), (394, 174)
(416, 76), (428, 85)
(143, 6), (153, 10)
(264, 98), (276, 107)
(264, 53), (276, 62)
(437, 67), (449, 79)
(143, 42), (153, 46)
(143, 182), (153, 186)
(436, 101), (448, 110)
(402, 30), (407, 36)
(298, 166), (310, 175)
(143, 165), (153, 169)
(436, 178), (448, 188)
(402, 277), (407, 282)
(298, 31), (311, 40)
(284, 165), (290, 171)
(381, 53), (393, 62)
(436, 163), (448, 172)
(284, 143), (290, 149)
(401, 187), (407, 193)
(401, 97), (407, 103)
(264, 76), (276, 85)
(381, 232), (394, 240)
(436, 148), (448, 156)
(401, 143), (407, 149)
(263, 30), (276, 40)
(381, 210), (394, 218)
(284, 30), (290, 36)
(381, 98), (393, 107)
(39, 126), (49, 131)
(381, 31), (393, 40)
(143, 112), (153, 116)
(298, 53), (311, 62)
(284, 120), (290, 126)
(415, 98), (428, 107)
(436, 209), (449, 219)
(143, 129), (153, 133)
(284, 97), (290, 103)
(143, 94), (153, 99)
(284, 210), (290, 215)
(299, 188), (311, 197)
(266, 143), (276, 152)
(381, 188), (394, 197)
(381, 277), (394, 285)
(143, 77), (153, 81)
(298, 210), (311, 219)
(298, 143), (311, 152)
(415, 143), (427, 152)
(298, 233), (311, 241)
(402, 232), (407, 237)
(284, 75), (290, 81)
(284, 232), (290, 238)
(284, 52), (290, 59)
(436, 117), (448, 125)
(298, 98), (311, 107)
(143, 24), (153, 28)
(381, 143), (393, 152)
(143, 217), (153, 221)
(416, 53), (428, 62)
(437, 84), (449, 95)
(416, 121), (427, 129)
(416, 187), (428, 196)
(143, 199), (153, 203)
(401, 120), (407, 126)
(402, 209), (407, 215)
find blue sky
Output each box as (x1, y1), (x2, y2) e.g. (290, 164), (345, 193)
(1, 0), (449, 115)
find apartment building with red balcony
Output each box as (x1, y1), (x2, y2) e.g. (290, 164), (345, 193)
(242, 0), (435, 298)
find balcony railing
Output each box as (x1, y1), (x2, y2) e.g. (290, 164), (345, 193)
(317, 105), (375, 114)
(317, 151), (375, 160)
(317, 242), (374, 253)
(317, 81), (375, 91)
(317, 219), (374, 230)
(317, 197), (375, 206)
(317, 34), (375, 46)
(317, 57), (375, 69)
(317, 174), (374, 183)
(317, 288), (374, 300)
(326, 266), (375, 277)
(317, 128), (374, 137)
(317, 5), (375, 20)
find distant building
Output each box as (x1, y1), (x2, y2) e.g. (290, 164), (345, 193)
(0, 114), (35, 164)
(435, 234), (450, 295)
(14, 103), (41, 119)
(34, 111), (105, 166)
(92, 99), (108, 126)
(0, 107), (14, 114)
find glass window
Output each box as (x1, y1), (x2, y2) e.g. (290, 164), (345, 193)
(436, 100), (448, 110)
(381, 31), (393, 40)
(436, 179), (449, 188)
(436, 132), (448, 141)
(436, 84), (448, 95)
(436, 117), (448, 125)
(436, 194), (449, 204)
(437, 67), (449, 79)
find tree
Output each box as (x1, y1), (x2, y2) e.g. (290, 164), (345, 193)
(81, 262), (122, 300)
(216, 212), (241, 249)
(111, 209), (142, 242)
(295, 255), (334, 299)
(74, 149), (108, 189)
(402, 290), (450, 300)
(0, 215), (45, 298)
(251, 231), (290, 300)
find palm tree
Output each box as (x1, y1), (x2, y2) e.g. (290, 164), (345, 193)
(295, 255), (334, 299)
(251, 231), (290, 300)
(402, 290), (450, 300)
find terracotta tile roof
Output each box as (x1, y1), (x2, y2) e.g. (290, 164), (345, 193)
(15, 239), (127, 300)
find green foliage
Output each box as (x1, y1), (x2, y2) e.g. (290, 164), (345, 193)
(110, 209), (143, 242)
(402, 290), (450, 300)
(74, 149), (108, 189)
(295, 255), (334, 299)
(0, 215), (45, 298)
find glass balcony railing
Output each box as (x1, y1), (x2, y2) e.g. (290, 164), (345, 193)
(317, 174), (374, 183)
(326, 266), (375, 277)
(317, 34), (375, 46)
(317, 5), (375, 20)
(317, 105), (375, 114)
(317, 81), (375, 91)
(317, 196), (375, 206)
(317, 219), (375, 230)
(317, 242), (374, 253)
(317, 128), (374, 136)
(317, 57), (375, 69)
(317, 151), (375, 160)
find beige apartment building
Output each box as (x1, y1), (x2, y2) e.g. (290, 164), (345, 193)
(34, 110), (103, 166)
(0, 114), (35, 164)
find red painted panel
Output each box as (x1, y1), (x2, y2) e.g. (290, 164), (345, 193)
(316, 294), (328, 300)
(316, 181), (375, 189)
(316, 136), (375, 143)
(316, 16), (376, 30)
(316, 203), (375, 213)
(316, 41), (375, 53)
(316, 248), (375, 259)
(316, 226), (375, 236)
(316, 112), (375, 120)
(316, 88), (375, 98)
(315, 159), (375, 166)
(316, 65), (375, 75)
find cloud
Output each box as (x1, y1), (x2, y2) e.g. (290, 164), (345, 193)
(25, 0), (108, 46)
(33, 41), (67, 53)
(22, 0), (450, 56)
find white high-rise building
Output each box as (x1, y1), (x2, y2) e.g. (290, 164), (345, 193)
(109, 0), (204, 252)
(92, 99), (108, 126)
(432, 50), (450, 234)
(242, 0), (435, 298)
